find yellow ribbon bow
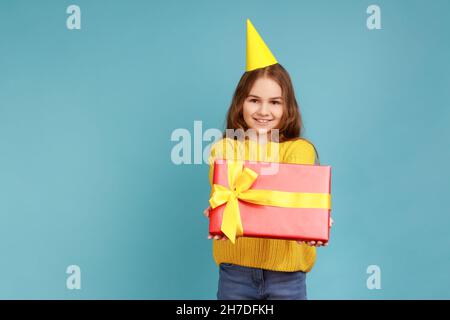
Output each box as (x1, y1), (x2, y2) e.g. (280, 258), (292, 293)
(209, 160), (332, 244)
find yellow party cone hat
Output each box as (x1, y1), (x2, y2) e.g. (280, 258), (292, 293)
(246, 19), (278, 71)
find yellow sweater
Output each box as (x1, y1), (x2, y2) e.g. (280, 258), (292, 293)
(208, 137), (318, 272)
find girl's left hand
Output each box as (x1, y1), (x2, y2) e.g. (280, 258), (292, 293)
(297, 217), (334, 247)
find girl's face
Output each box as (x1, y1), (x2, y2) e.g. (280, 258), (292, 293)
(243, 76), (284, 138)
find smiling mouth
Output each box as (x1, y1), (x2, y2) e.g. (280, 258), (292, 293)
(253, 118), (273, 124)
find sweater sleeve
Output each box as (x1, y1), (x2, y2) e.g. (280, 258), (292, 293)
(283, 138), (317, 165)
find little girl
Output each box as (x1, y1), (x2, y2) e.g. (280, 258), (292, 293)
(203, 20), (333, 300)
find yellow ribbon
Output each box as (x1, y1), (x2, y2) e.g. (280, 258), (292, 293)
(209, 160), (331, 244)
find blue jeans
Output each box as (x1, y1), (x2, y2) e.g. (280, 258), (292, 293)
(217, 263), (307, 300)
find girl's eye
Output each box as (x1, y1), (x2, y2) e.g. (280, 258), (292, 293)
(250, 99), (258, 103)
(271, 101), (280, 105)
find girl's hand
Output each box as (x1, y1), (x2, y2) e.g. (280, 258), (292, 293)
(297, 240), (328, 247)
(296, 217), (334, 247)
(207, 234), (229, 241)
(203, 206), (211, 218)
(203, 206), (228, 241)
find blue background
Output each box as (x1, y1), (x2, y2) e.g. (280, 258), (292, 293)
(0, 0), (449, 299)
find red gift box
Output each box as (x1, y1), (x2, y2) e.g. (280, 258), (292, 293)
(209, 159), (332, 243)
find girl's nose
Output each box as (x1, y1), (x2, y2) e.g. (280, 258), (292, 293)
(257, 102), (271, 115)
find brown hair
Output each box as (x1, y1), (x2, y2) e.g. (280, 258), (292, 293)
(223, 63), (320, 163)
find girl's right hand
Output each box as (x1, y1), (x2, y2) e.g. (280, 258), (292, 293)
(203, 205), (211, 218)
(203, 206), (228, 241)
